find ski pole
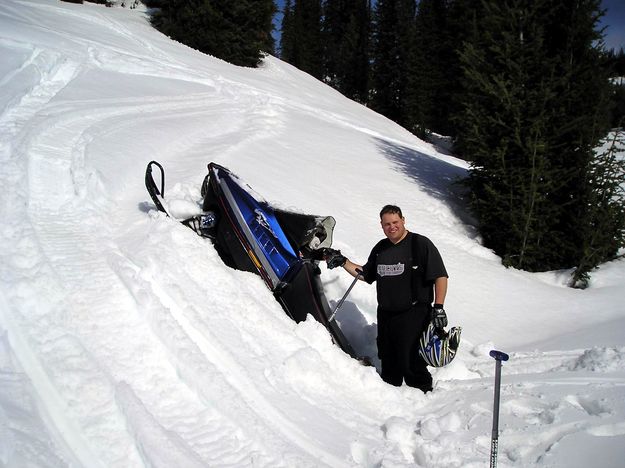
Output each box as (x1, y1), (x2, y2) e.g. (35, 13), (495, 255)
(328, 269), (362, 322)
(489, 349), (509, 468)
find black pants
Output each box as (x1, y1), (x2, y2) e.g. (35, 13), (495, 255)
(377, 304), (432, 392)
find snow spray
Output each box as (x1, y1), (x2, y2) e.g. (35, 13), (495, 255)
(489, 349), (509, 468)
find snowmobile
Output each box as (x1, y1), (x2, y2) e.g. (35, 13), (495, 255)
(145, 161), (358, 359)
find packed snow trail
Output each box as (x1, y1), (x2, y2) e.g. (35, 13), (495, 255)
(1, 1), (624, 467)
(1, 3), (421, 465)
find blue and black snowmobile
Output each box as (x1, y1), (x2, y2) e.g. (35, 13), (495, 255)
(145, 161), (358, 360)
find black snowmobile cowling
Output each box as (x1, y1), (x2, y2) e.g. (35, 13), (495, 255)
(145, 161), (358, 359)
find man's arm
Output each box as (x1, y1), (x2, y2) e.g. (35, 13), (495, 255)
(323, 248), (369, 280)
(343, 258), (366, 279)
(431, 276), (449, 328)
(434, 276), (448, 305)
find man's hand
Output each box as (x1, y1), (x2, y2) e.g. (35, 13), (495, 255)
(431, 304), (448, 328)
(324, 248), (347, 269)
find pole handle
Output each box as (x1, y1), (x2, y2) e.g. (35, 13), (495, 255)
(489, 350), (509, 362)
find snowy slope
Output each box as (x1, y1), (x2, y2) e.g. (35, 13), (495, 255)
(1, 1), (624, 467)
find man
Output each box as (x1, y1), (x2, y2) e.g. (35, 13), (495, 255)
(325, 205), (449, 392)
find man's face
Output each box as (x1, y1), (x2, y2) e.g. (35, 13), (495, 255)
(380, 212), (406, 244)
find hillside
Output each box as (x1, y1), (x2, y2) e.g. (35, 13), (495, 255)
(1, 1), (624, 467)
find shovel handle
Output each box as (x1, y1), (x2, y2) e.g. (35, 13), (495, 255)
(328, 269), (363, 322)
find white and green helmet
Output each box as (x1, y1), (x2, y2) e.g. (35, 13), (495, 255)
(418, 323), (462, 367)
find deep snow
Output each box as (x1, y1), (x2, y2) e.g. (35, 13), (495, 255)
(1, 1), (624, 467)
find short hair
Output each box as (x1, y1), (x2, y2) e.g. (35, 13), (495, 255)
(379, 204), (403, 219)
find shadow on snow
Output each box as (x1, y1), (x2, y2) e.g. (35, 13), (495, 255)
(374, 137), (477, 231)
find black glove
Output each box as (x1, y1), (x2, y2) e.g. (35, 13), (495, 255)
(324, 248), (347, 269)
(431, 304), (448, 329)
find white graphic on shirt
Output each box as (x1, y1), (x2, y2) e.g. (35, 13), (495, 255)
(377, 262), (405, 277)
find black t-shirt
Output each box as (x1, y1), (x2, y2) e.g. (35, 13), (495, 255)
(362, 232), (448, 311)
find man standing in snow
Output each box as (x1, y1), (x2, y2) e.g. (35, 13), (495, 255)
(325, 205), (448, 392)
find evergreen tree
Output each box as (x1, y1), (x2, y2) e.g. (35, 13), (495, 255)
(541, 1), (613, 271)
(458, 1), (560, 270)
(370, 0), (416, 126)
(280, 0), (323, 78)
(151, 0), (275, 68)
(247, 0), (277, 56)
(615, 48), (625, 75)
(605, 48), (625, 126)
(457, 0), (616, 277)
(382, 0), (477, 140)
(408, 0), (455, 137)
(571, 128), (625, 287)
(280, 0), (296, 62)
(322, 0), (370, 103)
(611, 82), (625, 127)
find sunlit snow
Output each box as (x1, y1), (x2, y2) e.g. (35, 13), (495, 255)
(1, 1), (624, 467)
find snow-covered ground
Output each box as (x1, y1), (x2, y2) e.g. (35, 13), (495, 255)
(1, 1), (624, 466)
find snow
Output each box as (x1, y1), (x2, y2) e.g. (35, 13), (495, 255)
(1, 0), (624, 466)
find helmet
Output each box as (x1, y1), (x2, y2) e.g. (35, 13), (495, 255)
(418, 323), (462, 367)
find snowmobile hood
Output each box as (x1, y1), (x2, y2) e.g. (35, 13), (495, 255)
(208, 163), (300, 289)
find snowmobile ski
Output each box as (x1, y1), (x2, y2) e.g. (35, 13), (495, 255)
(145, 160), (169, 216)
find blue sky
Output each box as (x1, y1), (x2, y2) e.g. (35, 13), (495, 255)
(272, 1), (625, 52)
(600, 0), (625, 51)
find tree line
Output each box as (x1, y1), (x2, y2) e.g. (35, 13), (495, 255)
(149, 0), (624, 286)
(149, 0), (276, 67)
